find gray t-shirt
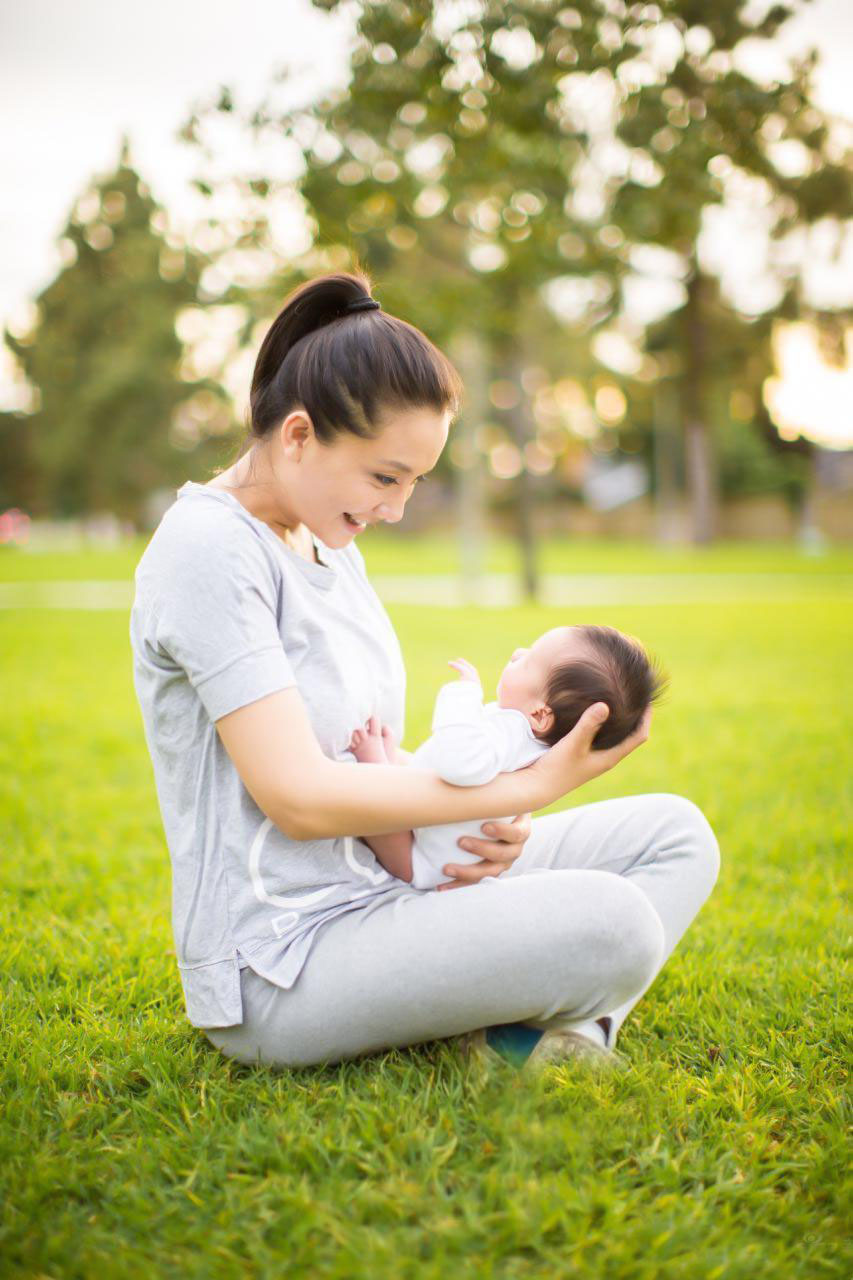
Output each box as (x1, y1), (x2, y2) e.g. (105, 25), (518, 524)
(130, 481), (409, 1028)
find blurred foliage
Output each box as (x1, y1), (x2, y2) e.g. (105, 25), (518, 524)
(3, 4), (850, 540)
(185, 0), (851, 546)
(641, 278), (814, 505)
(0, 141), (229, 523)
(603, 0), (852, 537)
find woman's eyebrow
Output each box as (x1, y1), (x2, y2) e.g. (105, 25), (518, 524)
(378, 459), (413, 472)
(377, 459), (430, 478)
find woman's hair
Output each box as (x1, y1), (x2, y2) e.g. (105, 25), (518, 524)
(226, 271), (462, 467)
(538, 625), (668, 750)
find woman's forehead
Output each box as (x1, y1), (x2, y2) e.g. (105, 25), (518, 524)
(368, 406), (451, 463)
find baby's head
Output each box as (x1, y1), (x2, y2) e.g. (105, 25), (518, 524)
(496, 625), (667, 750)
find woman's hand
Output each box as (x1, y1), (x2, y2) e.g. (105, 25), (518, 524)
(437, 811), (532, 891)
(525, 702), (653, 811)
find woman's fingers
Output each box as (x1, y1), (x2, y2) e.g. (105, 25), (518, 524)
(572, 700), (610, 748)
(591, 704), (653, 773)
(481, 815), (530, 844)
(531, 699), (653, 802)
(437, 859), (506, 890)
(452, 836), (515, 866)
(504, 811), (533, 843)
(601, 706), (648, 752)
(453, 815), (530, 866)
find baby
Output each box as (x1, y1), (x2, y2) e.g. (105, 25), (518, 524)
(348, 624), (666, 890)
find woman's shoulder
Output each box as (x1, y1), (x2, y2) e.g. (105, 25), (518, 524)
(152, 482), (275, 549)
(134, 484), (281, 604)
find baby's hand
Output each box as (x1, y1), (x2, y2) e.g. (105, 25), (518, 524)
(380, 722), (397, 759)
(448, 658), (481, 684)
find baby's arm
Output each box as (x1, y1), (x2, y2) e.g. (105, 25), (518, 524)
(349, 717), (414, 882)
(412, 663), (503, 786)
(348, 660), (497, 881)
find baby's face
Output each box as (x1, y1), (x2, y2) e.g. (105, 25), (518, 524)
(496, 626), (586, 716)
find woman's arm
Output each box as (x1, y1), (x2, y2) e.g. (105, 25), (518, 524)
(216, 686), (648, 842)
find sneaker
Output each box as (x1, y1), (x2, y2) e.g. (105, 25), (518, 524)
(459, 1023), (626, 1072)
(458, 1022), (545, 1068)
(525, 1027), (626, 1072)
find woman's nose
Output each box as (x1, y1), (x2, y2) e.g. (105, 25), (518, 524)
(376, 494), (407, 523)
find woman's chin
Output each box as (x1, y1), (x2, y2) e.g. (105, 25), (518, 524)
(318, 512), (372, 545)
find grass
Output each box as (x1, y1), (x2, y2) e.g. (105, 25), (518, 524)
(3, 529), (853, 581)
(1, 537), (850, 1279)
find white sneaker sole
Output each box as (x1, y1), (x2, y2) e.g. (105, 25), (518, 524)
(526, 1028), (627, 1071)
(459, 1026), (627, 1072)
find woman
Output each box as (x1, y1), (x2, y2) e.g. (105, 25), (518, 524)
(130, 271), (720, 1069)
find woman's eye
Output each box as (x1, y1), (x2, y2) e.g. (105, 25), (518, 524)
(375, 475), (397, 486)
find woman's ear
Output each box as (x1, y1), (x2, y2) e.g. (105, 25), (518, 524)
(279, 410), (315, 461)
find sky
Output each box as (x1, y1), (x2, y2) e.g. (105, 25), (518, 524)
(1, 0), (851, 441)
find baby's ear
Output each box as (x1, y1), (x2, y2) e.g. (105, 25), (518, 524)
(530, 703), (555, 733)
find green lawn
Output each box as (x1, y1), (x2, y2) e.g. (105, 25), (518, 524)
(3, 530), (853, 580)
(1, 539), (850, 1279)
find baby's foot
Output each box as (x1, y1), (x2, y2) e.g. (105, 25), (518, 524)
(349, 714), (390, 765)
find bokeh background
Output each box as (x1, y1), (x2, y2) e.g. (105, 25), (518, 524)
(1, 0), (852, 583)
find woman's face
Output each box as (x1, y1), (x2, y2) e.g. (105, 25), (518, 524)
(289, 403), (452, 548)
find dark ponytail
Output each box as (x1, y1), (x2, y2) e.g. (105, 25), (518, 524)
(234, 271), (462, 461)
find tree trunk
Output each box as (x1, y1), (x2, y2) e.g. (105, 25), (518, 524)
(504, 346), (539, 603)
(796, 444), (825, 552)
(683, 272), (716, 544)
(652, 379), (683, 543)
(448, 331), (488, 601)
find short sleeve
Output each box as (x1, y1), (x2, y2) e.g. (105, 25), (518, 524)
(148, 514), (296, 723)
(412, 681), (504, 786)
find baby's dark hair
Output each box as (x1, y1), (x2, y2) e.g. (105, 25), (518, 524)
(538, 626), (667, 750)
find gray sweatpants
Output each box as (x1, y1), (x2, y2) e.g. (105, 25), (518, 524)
(206, 793), (720, 1068)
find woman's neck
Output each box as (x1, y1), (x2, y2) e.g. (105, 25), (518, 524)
(208, 449), (317, 561)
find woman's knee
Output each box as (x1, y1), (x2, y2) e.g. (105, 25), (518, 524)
(205, 1024), (261, 1066)
(657, 794), (721, 897)
(600, 875), (666, 998)
(546, 871), (665, 1007)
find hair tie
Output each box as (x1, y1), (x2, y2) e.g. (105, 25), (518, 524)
(343, 297), (381, 314)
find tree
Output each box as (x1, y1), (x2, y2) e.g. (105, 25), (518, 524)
(1, 140), (229, 525)
(186, 0), (631, 598)
(596, 1), (853, 540)
(660, 302), (817, 529)
(186, 0), (852, 559)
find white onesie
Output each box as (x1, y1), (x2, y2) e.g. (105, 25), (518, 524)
(409, 680), (550, 890)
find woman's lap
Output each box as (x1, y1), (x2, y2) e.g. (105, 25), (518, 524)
(206, 792), (720, 1068)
